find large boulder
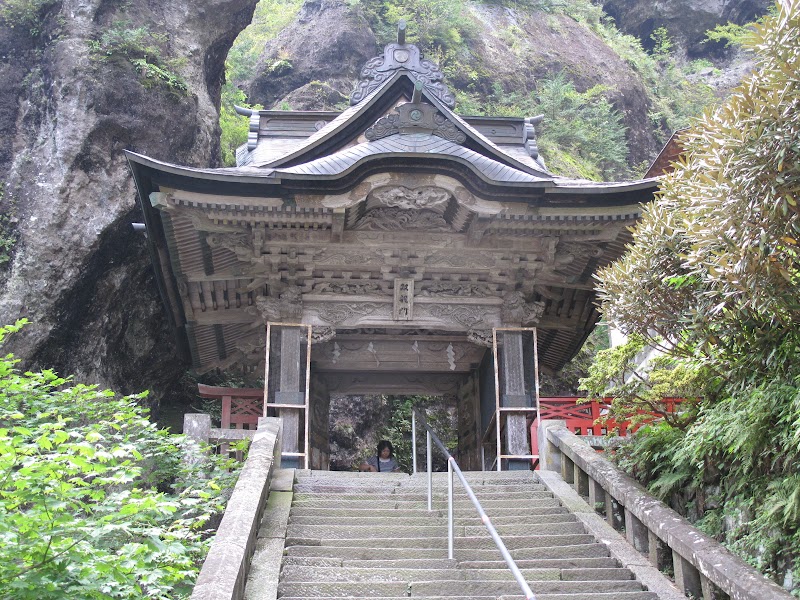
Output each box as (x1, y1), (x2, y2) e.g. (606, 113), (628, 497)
(0, 0), (258, 408)
(245, 0), (377, 109)
(602, 0), (771, 56)
(244, 1), (661, 169)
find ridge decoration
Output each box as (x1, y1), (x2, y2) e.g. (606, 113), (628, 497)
(350, 42), (456, 108)
(365, 101), (466, 144)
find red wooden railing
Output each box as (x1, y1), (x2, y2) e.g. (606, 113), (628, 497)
(530, 396), (682, 464)
(197, 384), (263, 430)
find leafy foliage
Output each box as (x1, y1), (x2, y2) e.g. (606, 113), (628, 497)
(225, 0), (304, 85)
(0, 0), (58, 35)
(457, 76), (631, 180)
(598, 1), (800, 386)
(0, 183), (17, 268)
(88, 22), (188, 95)
(578, 334), (709, 430)
(219, 84), (262, 166)
(614, 378), (800, 587)
(591, 3), (800, 590)
(356, 0), (477, 51)
(219, 0), (299, 165)
(535, 74), (630, 179)
(0, 321), (242, 599)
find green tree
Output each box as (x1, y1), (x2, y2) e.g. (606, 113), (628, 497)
(589, 2), (800, 588)
(536, 73), (630, 179)
(0, 321), (242, 599)
(597, 0), (800, 387)
(578, 334), (708, 430)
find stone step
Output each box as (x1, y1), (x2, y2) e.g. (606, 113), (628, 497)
(288, 512), (577, 526)
(280, 566), (634, 583)
(292, 483), (549, 494)
(281, 596), (496, 600)
(291, 489), (552, 500)
(278, 566), (561, 583)
(290, 498), (561, 509)
(287, 505), (568, 518)
(285, 534), (597, 549)
(282, 556), (621, 570)
(277, 578), (645, 597)
(285, 521), (585, 540)
(296, 471), (539, 484)
(282, 557), (459, 569)
(284, 543), (610, 561)
(279, 595), (658, 600)
(461, 557), (620, 570)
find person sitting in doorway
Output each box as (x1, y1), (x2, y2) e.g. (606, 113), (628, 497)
(359, 440), (401, 472)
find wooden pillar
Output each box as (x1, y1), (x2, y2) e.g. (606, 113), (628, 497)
(276, 327), (304, 467)
(501, 330), (528, 469)
(309, 372), (330, 470)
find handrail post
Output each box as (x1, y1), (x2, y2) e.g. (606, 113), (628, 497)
(447, 457), (454, 560)
(412, 409), (417, 474)
(427, 429), (433, 511)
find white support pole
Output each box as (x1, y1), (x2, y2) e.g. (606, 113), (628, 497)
(412, 410), (418, 474)
(448, 458), (454, 560)
(427, 430), (433, 512)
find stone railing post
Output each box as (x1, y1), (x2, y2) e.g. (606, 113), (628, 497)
(183, 413), (212, 466)
(536, 419), (566, 472)
(543, 424), (795, 600)
(184, 413), (212, 442)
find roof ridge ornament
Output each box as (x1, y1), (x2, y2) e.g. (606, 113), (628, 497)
(364, 81), (466, 143)
(350, 20), (456, 108)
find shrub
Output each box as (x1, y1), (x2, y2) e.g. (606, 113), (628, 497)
(88, 22), (188, 95)
(0, 0), (58, 36)
(0, 321), (242, 598)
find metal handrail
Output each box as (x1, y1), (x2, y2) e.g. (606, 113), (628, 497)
(411, 409), (536, 600)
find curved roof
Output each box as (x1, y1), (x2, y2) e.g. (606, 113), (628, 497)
(275, 133), (552, 185)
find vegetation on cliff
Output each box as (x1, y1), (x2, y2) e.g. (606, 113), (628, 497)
(582, 2), (800, 590)
(0, 322), (243, 598)
(219, 0), (721, 179)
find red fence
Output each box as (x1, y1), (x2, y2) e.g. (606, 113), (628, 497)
(197, 384), (263, 430)
(530, 397), (682, 463)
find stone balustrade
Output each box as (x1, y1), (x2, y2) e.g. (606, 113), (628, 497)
(538, 420), (793, 600)
(190, 417), (283, 600)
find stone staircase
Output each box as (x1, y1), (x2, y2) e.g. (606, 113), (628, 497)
(274, 470), (663, 600)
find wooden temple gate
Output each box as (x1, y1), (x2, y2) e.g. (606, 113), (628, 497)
(128, 29), (657, 470)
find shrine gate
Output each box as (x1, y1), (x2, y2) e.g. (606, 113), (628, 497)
(127, 29), (657, 470)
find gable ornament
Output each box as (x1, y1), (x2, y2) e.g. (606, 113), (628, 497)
(350, 23), (456, 108)
(365, 100), (466, 144)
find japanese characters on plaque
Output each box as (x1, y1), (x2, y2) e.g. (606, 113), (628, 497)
(393, 278), (414, 321)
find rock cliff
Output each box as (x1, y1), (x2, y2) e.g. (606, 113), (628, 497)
(244, 0), (661, 162)
(0, 0), (257, 407)
(603, 0), (770, 55)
